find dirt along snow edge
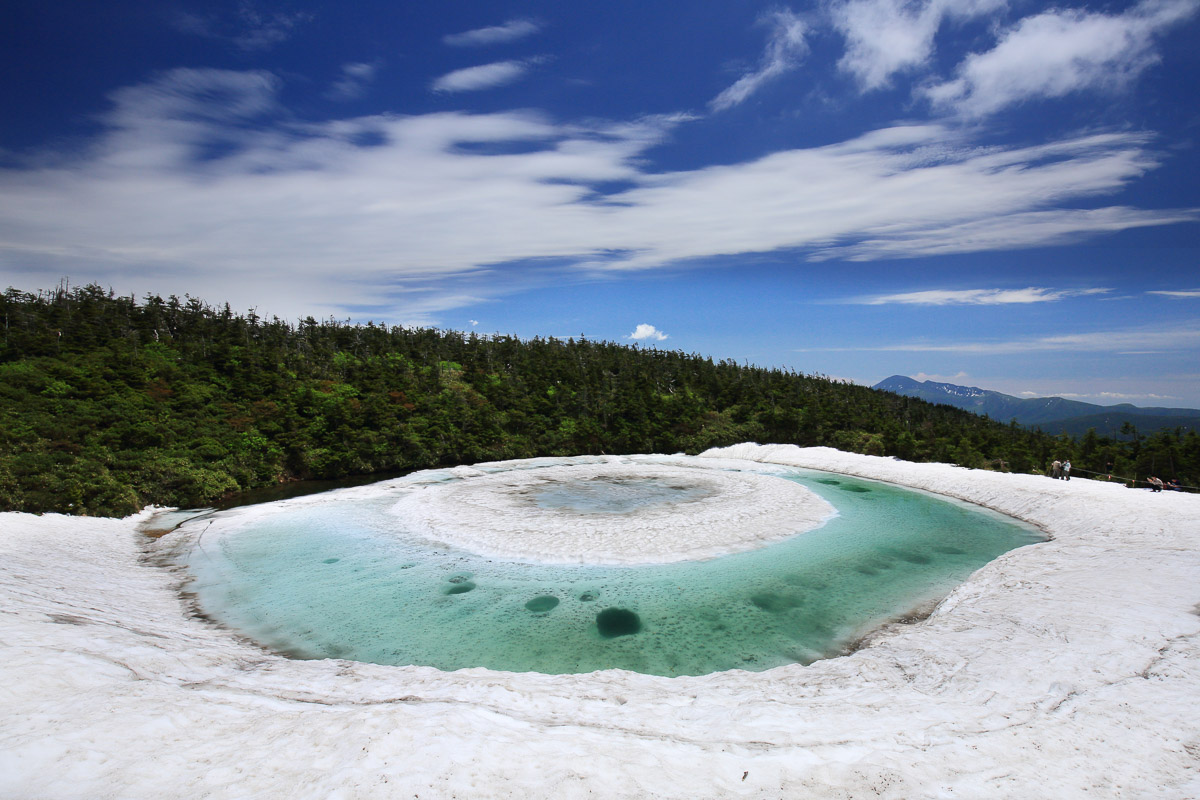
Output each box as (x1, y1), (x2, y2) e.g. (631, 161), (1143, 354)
(1, 444), (1198, 798)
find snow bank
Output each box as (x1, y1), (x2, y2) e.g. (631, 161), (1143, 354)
(2, 445), (1198, 799)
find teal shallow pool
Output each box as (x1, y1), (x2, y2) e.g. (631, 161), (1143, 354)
(178, 458), (1043, 676)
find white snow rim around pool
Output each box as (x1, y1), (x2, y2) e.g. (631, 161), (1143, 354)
(385, 459), (836, 564)
(3, 444), (1199, 799)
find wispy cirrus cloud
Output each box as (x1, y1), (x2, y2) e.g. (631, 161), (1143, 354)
(811, 205), (1200, 262)
(710, 10), (809, 111)
(172, 3), (312, 52)
(0, 68), (1196, 324)
(1148, 289), (1200, 298)
(925, 0), (1200, 117)
(799, 323), (1200, 355)
(443, 19), (541, 47)
(327, 62), (378, 101)
(431, 61), (531, 93)
(854, 287), (1112, 305)
(601, 127), (1197, 271)
(1019, 389), (1180, 402)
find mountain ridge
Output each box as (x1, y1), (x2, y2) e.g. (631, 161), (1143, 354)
(872, 375), (1200, 437)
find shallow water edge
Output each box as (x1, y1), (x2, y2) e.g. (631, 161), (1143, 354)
(155, 454), (1043, 677)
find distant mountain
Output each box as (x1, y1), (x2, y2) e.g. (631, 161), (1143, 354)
(872, 375), (1200, 438)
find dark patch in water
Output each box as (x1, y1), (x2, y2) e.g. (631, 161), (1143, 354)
(578, 591), (598, 602)
(596, 608), (641, 637)
(815, 478), (841, 485)
(447, 573), (473, 584)
(750, 591), (805, 612)
(322, 558), (340, 564)
(399, 563), (416, 569)
(444, 582), (476, 595)
(525, 596), (560, 613)
(838, 485), (871, 493)
(882, 548), (932, 564)
(934, 545), (966, 555)
(855, 565), (879, 576)
(785, 576), (829, 590)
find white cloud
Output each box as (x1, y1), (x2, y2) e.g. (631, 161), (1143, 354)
(803, 323), (1200, 355)
(327, 62), (378, 101)
(1, 69), (1196, 324)
(1038, 390), (1181, 402)
(94, 68), (281, 170)
(388, 293), (492, 328)
(913, 371), (971, 383)
(811, 206), (1200, 262)
(431, 61), (530, 93)
(711, 10), (809, 111)
(1101, 391), (1179, 401)
(986, 373), (1200, 406)
(629, 324), (669, 341)
(831, 0), (1005, 91)
(598, 128), (1196, 271)
(925, 0), (1200, 117)
(1148, 289), (1200, 298)
(895, 375), (1180, 404)
(857, 287), (1111, 305)
(443, 20), (541, 47)
(108, 67), (279, 124)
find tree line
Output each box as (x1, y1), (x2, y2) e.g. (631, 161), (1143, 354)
(2, 283), (1196, 516)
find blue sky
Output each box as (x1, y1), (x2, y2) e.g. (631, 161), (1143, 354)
(2, 0), (1199, 406)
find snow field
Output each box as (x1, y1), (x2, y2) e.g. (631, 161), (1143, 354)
(1, 444), (1197, 798)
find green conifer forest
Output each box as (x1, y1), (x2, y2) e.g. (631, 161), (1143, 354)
(2, 284), (1196, 516)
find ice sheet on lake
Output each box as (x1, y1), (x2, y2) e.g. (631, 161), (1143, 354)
(2, 445), (1199, 799)
(386, 460), (837, 564)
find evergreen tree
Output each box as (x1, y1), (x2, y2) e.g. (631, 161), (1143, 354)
(1, 283), (1195, 516)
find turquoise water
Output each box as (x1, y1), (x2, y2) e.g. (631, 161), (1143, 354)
(181, 464), (1043, 676)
